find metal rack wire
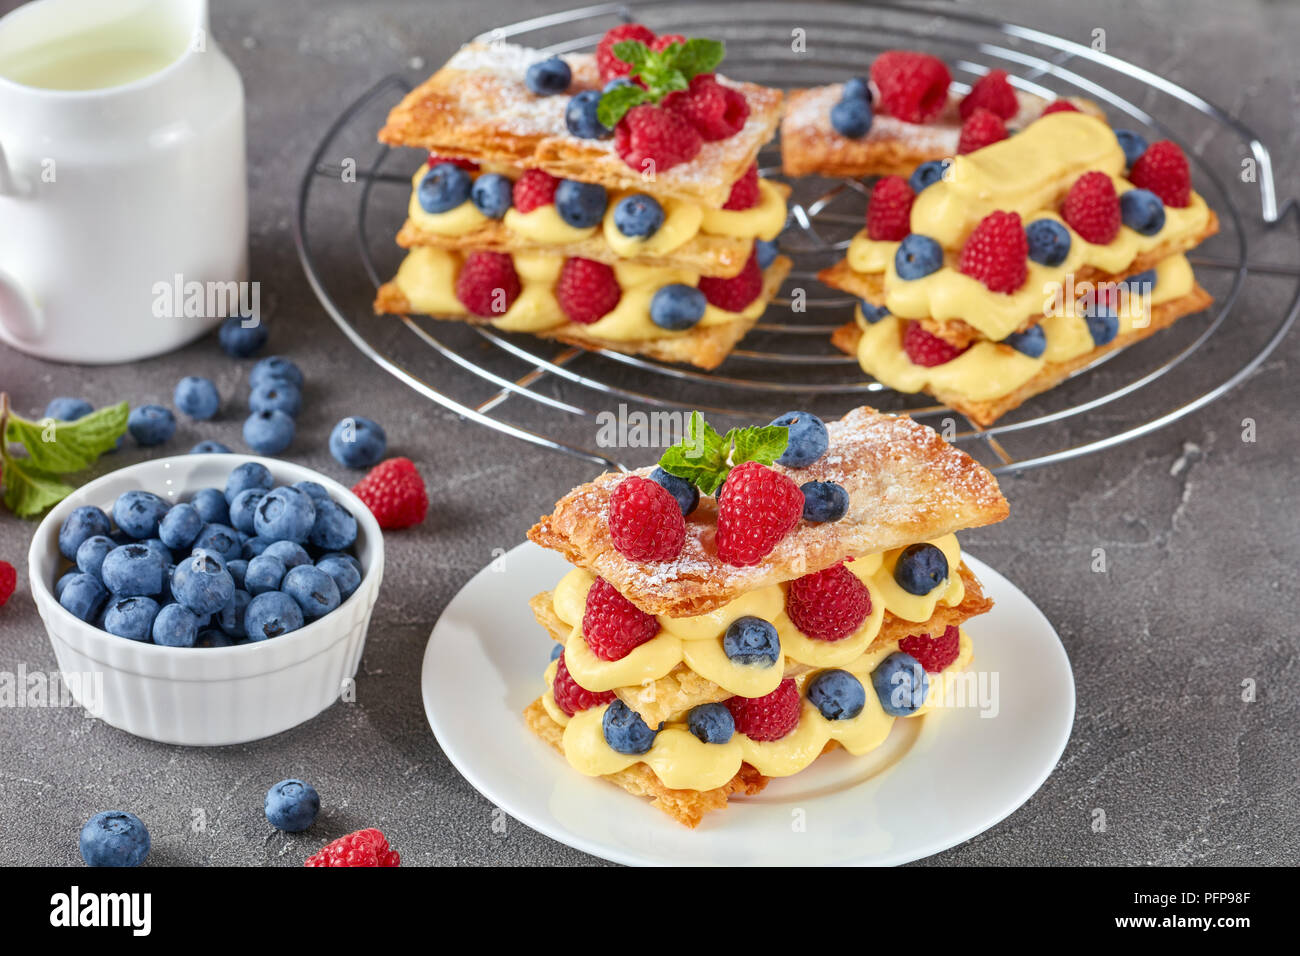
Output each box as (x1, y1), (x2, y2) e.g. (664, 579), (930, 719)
(293, 0), (1298, 474)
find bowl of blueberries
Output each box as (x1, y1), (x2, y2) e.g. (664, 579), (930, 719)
(28, 455), (384, 746)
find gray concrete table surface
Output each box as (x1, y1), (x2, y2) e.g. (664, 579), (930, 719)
(1, 0), (1297, 866)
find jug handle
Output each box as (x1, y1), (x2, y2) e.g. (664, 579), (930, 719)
(0, 140), (29, 197)
(0, 141), (42, 341)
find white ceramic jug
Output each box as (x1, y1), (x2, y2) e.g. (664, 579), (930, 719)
(0, 0), (247, 364)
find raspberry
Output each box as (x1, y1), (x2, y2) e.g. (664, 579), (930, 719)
(715, 461), (804, 567)
(0, 560), (14, 608)
(869, 50), (952, 124)
(582, 577), (660, 661)
(351, 457), (428, 530)
(697, 250), (762, 312)
(1061, 170), (1121, 244)
(785, 563), (872, 642)
(899, 624), (961, 672)
(722, 162), (760, 211)
(1129, 140), (1191, 208)
(614, 104), (702, 173)
(304, 828), (400, 867)
(607, 475), (686, 562)
(958, 210), (1028, 293)
(866, 175), (915, 241)
(596, 23), (656, 81)
(552, 649), (616, 715)
(903, 320), (966, 367)
(556, 257), (621, 324)
(512, 168), (559, 213)
(455, 250), (521, 318)
(959, 69), (1018, 120)
(1041, 100), (1078, 115)
(650, 33), (685, 52)
(427, 154), (479, 170)
(957, 107), (1008, 154)
(725, 679), (801, 742)
(665, 74), (750, 142)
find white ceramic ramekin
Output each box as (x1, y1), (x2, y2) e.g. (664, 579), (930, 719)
(28, 454), (384, 746)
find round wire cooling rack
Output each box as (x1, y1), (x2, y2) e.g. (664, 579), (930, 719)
(293, 0), (1299, 474)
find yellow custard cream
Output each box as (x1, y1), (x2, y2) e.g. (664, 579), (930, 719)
(551, 534), (964, 697)
(856, 254), (1195, 400)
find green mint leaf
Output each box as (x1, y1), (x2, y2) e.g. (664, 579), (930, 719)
(611, 40), (652, 71)
(726, 425), (790, 468)
(670, 38), (725, 79)
(597, 83), (653, 128)
(1, 454), (76, 518)
(5, 401), (129, 474)
(657, 411), (731, 495)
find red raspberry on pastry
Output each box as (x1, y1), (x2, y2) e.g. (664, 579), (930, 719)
(957, 107), (1008, 154)
(959, 69), (1018, 120)
(722, 163), (760, 211)
(427, 154), (479, 171)
(304, 828), (400, 867)
(869, 50), (952, 124)
(557, 257), (621, 324)
(596, 23), (656, 80)
(1061, 170), (1121, 244)
(512, 168), (559, 213)
(903, 320), (967, 367)
(551, 651), (617, 715)
(866, 176), (915, 241)
(614, 104), (703, 173)
(581, 577), (660, 662)
(715, 461), (804, 567)
(698, 250), (763, 311)
(351, 457), (428, 529)
(665, 73), (750, 142)
(1129, 140), (1191, 208)
(725, 679), (801, 741)
(608, 475), (686, 562)
(651, 33), (686, 52)
(899, 625), (962, 672)
(455, 250), (521, 317)
(958, 210), (1028, 293)
(786, 563), (872, 642)
(1041, 99), (1078, 115)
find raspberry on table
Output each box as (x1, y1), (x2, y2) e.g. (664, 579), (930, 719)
(959, 69), (1018, 120)
(512, 168), (559, 213)
(552, 650), (616, 715)
(725, 679), (801, 741)
(455, 251), (521, 318)
(958, 210), (1028, 293)
(582, 577), (660, 661)
(596, 23), (656, 81)
(614, 104), (703, 173)
(866, 175), (915, 241)
(722, 162), (760, 211)
(786, 563), (872, 642)
(698, 250), (763, 312)
(665, 73), (749, 141)
(1061, 170), (1122, 244)
(351, 457), (428, 530)
(715, 461), (804, 567)
(903, 320), (967, 367)
(899, 625), (962, 672)
(869, 50), (952, 124)
(304, 828), (400, 867)
(556, 257), (622, 324)
(1129, 140), (1191, 208)
(957, 107), (1008, 154)
(607, 475), (686, 562)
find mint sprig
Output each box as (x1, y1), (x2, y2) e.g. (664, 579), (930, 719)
(596, 37), (726, 129)
(658, 411), (789, 496)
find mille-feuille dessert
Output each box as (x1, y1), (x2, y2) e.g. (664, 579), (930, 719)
(818, 110), (1219, 425)
(524, 406), (1009, 827)
(373, 24), (791, 370)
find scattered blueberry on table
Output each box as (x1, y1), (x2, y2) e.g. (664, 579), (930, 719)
(79, 811), (151, 867)
(264, 779), (321, 832)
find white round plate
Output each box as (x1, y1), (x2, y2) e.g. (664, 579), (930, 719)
(421, 542), (1074, 866)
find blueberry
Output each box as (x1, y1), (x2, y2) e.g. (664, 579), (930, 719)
(192, 523), (242, 564)
(152, 602), (201, 647)
(564, 89), (610, 139)
(894, 234), (944, 279)
(1120, 269), (1157, 294)
(249, 381), (302, 418)
(174, 376), (220, 420)
(555, 179), (607, 228)
(263, 540), (310, 570)
(319, 551), (362, 575)
(1025, 219), (1072, 266)
(871, 651), (929, 716)
(308, 499), (358, 551)
(190, 440), (232, 454)
(770, 411), (829, 467)
(112, 491), (168, 540)
(525, 55), (571, 95)
(830, 95), (873, 138)
(59, 573), (107, 622)
(170, 550), (235, 614)
(649, 284), (707, 331)
(79, 811), (150, 867)
(249, 356), (303, 390)
(1084, 305), (1119, 346)
(283, 565), (341, 618)
(894, 543), (949, 595)
(228, 488), (267, 535)
(329, 416), (387, 468)
(842, 76), (870, 100)
(195, 627), (236, 648)
(226, 559), (248, 589)
(601, 699), (658, 755)
(217, 589), (252, 636)
(687, 703), (735, 744)
(1114, 128), (1148, 168)
(650, 466), (698, 516)
(723, 616), (781, 666)
(316, 555), (362, 601)
(470, 172), (513, 218)
(224, 462), (273, 504)
(43, 396), (93, 421)
(1120, 188), (1166, 236)
(101, 544), (166, 597)
(417, 161), (472, 214)
(58, 505), (111, 560)
(253, 486), (317, 544)
(218, 315), (268, 357)
(549, 642), (564, 661)
(807, 669), (867, 720)
(612, 193), (664, 237)
(243, 536), (273, 559)
(54, 570), (79, 601)
(187, 490), (226, 527)
(755, 238), (779, 270)
(75, 535), (116, 578)
(127, 404), (176, 446)
(1004, 324), (1047, 358)
(141, 537), (172, 566)
(859, 300), (890, 323)
(800, 480), (849, 523)
(244, 554), (287, 595)
(103, 596), (160, 641)
(244, 591), (305, 641)
(293, 481), (330, 502)
(159, 503), (204, 551)
(264, 779), (321, 832)
(908, 159), (950, 194)
(243, 409), (295, 455)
